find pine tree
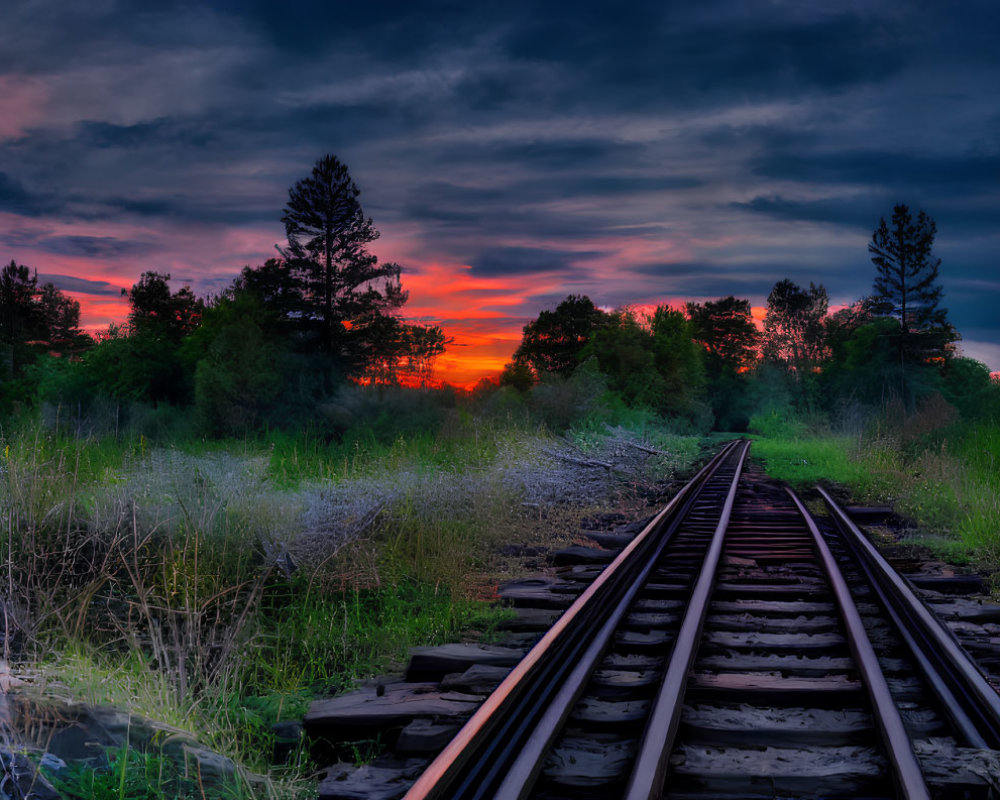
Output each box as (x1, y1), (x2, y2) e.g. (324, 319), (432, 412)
(280, 154), (406, 362)
(868, 204), (953, 362)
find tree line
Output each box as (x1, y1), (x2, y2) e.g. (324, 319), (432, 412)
(502, 204), (996, 431)
(2, 168), (995, 438)
(0, 155), (447, 434)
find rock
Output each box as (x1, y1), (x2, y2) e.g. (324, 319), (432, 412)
(177, 744), (238, 785)
(0, 749), (62, 799)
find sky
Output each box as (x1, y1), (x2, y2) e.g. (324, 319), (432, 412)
(1, 0), (998, 386)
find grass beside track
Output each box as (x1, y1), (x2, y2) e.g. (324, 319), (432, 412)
(0, 415), (700, 797)
(751, 419), (1000, 570)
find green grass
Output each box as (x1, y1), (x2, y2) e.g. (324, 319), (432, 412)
(1, 407), (699, 797)
(751, 418), (1000, 568)
(45, 742), (249, 800)
(749, 434), (898, 500)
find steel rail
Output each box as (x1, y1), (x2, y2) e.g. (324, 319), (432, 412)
(818, 485), (1000, 748)
(403, 440), (745, 800)
(622, 439), (750, 800)
(787, 488), (930, 800)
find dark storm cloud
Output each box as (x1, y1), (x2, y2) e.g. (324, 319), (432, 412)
(38, 235), (153, 259)
(490, 139), (646, 171)
(752, 151), (1000, 195)
(0, 172), (60, 217)
(504, 6), (907, 100)
(470, 246), (604, 278)
(735, 194), (1000, 233)
(629, 260), (867, 301)
(400, 179), (653, 257)
(75, 119), (219, 150)
(403, 173), (698, 232)
(202, 0), (474, 60)
(732, 195), (890, 230)
(38, 274), (122, 296)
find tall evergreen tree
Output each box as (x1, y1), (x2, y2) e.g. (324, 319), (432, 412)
(0, 261), (38, 347)
(868, 204), (953, 363)
(280, 154), (406, 363)
(0, 261), (88, 379)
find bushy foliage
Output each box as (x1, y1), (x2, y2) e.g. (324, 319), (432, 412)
(513, 294), (611, 377)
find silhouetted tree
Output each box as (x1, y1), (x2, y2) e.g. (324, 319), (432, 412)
(0, 261), (88, 381)
(36, 282), (89, 356)
(821, 309), (900, 409)
(500, 361), (535, 393)
(869, 205), (955, 379)
(685, 297), (758, 431)
(83, 272), (203, 404)
(762, 280), (829, 374)
(869, 205), (949, 338)
(649, 306), (706, 420)
(280, 154), (407, 364)
(192, 297), (285, 435)
(360, 316), (448, 385)
(513, 295), (610, 377)
(685, 296), (759, 372)
(0, 261), (39, 348)
(583, 309), (662, 408)
(124, 271), (202, 340)
(232, 258), (302, 336)
(761, 280), (829, 413)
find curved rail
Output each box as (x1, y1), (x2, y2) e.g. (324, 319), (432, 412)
(818, 485), (1000, 748)
(404, 440), (749, 800)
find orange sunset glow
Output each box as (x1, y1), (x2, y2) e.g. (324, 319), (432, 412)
(60, 260), (777, 388)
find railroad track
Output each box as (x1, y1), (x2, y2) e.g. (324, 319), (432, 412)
(398, 439), (1000, 800)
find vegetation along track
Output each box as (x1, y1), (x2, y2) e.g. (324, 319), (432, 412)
(398, 439), (1000, 800)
